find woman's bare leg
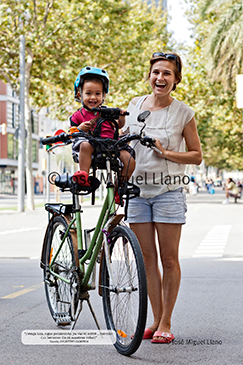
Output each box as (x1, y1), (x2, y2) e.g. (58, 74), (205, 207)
(153, 222), (182, 338)
(130, 222), (162, 332)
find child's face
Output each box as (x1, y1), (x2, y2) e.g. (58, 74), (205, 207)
(81, 80), (104, 109)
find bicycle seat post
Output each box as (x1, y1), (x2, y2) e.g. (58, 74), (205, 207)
(106, 158), (113, 185)
(73, 192), (81, 211)
(106, 157), (117, 192)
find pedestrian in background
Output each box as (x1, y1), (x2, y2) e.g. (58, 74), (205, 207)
(222, 178), (239, 204)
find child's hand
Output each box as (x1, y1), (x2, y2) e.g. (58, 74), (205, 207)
(78, 121), (93, 132)
(89, 115), (100, 128)
(79, 115), (99, 132)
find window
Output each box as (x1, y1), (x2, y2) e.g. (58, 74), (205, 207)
(7, 134), (18, 160)
(7, 101), (19, 128)
(32, 139), (38, 163)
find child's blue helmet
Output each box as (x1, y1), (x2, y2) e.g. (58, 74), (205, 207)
(74, 66), (109, 97)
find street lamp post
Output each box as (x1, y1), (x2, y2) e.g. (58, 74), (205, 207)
(18, 35), (25, 212)
(236, 75), (243, 173)
(236, 75), (243, 109)
(236, 74), (243, 131)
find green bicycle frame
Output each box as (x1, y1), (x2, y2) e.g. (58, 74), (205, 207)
(49, 164), (116, 289)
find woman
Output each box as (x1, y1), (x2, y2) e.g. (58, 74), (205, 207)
(222, 177), (239, 204)
(122, 52), (202, 343)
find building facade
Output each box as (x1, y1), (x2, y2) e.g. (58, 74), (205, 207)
(0, 80), (39, 193)
(0, 80), (72, 195)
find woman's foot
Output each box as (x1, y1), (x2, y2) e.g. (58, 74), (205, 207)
(151, 324), (172, 342)
(143, 328), (154, 339)
(151, 331), (175, 343)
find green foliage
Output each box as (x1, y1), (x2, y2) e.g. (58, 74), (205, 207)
(178, 0), (243, 170)
(1, 0), (242, 171)
(0, 0), (169, 119)
(186, 0), (243, 88)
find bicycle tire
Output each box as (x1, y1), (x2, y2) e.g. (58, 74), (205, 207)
(43, 215), (77, 325)
(101, 225), (147, 356)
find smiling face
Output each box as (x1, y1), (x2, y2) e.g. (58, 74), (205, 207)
(81, 79), (104, 109)
(149, 60), (178, 98)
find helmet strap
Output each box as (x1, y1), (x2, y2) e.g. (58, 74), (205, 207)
(74, 97), (82, 103)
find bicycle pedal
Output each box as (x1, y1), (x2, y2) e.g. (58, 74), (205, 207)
(44, 278), (56, 287)
(53, 312), (72, 326)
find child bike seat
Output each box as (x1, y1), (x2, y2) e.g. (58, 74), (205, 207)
(51, 172), (100, 194)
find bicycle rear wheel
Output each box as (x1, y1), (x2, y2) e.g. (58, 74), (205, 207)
(43, 215), (77, 325)
(101, 225), (147, 356)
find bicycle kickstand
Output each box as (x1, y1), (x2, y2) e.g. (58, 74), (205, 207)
(70, 299), (83, 330)
(86, 297), (101, 330)
(70, 294), (101, 331)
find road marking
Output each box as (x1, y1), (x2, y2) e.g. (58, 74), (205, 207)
(13, 285), (24, 288)
(193, 225), (232, 258)
(0, 227), (42, 235)
(1, 282), (43, 299)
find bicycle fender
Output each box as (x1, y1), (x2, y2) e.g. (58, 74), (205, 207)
(40, 214), (57, 269)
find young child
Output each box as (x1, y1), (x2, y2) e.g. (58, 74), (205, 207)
(70, 66), (135, 203)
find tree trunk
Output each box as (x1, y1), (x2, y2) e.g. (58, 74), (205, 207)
(25, 48), (34, 210)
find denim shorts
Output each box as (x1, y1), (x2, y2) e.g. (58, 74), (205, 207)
(126, 188), (187, 224)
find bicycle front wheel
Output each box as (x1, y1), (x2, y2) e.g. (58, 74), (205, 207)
(101, 225), (147, 356)
(43, 215), (77, 325)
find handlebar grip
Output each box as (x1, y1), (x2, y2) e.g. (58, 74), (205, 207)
(92, 107), (129, 116)
(42, 133), (66, 145)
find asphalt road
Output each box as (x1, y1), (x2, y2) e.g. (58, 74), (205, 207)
(0, 188), (242, 364)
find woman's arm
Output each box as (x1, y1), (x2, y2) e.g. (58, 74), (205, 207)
(154, 117), (203, 165)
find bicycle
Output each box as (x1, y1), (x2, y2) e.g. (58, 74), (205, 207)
(40, 108), (157, 356)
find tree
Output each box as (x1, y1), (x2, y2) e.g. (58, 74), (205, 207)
(0, 0), (169, 209)
(174, 0), (243, 170)
(173, 51), (242, 170)
(187, 0), (243, 88)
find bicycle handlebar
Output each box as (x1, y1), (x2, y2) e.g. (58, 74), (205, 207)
(92, 107), (129, 120)
(41, 128), (162, 154)
(42, 133), (70, 146)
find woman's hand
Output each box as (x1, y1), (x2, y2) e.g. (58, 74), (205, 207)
(118, 109), (127, 128)
(153, 138), (167, 157)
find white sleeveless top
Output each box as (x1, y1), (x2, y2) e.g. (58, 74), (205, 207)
(122, 96), (195, 198)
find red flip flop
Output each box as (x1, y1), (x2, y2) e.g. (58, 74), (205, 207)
(143, 328), (154, 339)
(131, 328), (154, 340)
(151, 331), (175, 344)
